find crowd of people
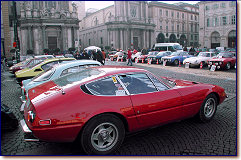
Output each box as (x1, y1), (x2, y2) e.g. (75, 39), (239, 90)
(74, 49), (106, 65)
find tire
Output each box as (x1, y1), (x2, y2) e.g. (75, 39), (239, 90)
(226, 62), (231, 70)
(174, 59), (179, 66)
(197, 94), (217, 123)
(80, 114), (125, 155)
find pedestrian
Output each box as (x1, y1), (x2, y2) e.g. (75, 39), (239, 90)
(82, 50), (90, 59)
(102, 50), (106, 64)
(74, 51), (82, 60)
(96, 50), (104, 65)
(183, 46), (188, 51)
(92, 50), (97, 60)
(189, 46), (196, 55)
(127, 49), (133, 66)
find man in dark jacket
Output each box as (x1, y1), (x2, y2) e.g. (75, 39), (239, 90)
(96, 50), (104, 65)
(82, 50), (90, 59)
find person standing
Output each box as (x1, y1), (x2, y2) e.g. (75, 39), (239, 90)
(101, 50), (106, 64)
(74, 51), (82, 60)
(82, 50), (90, 59)
(127, 49), (133, 66)
(96, 50), (104, 65)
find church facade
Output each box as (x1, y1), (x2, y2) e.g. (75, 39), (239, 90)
(79, 1), (199, 51)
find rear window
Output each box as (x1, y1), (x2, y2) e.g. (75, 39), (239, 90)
(33, 68), (55, 82)
(53, 68), (103, 87)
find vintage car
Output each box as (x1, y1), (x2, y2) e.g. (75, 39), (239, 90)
(183, 52), (217, 67)
(20, 66), (227, 155)
(138, 52), (151, 63)
(148, 51), (172, 64)
(9, 57), (46, 74)
(20, 60), (102, 103)
(208, 52), (236, 70)
(109, 51), (124, 61)
(131, 52), (142, 61)
(15, 58), (75, 84)
(161, 51), (192, 66)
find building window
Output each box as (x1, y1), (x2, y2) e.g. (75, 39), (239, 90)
(182, 13), (184, 19)
(206, 5), (210, 10)
(191, 24), (193, 32)
(172, 23), (174, 31)
(231, 15), (236, 25)
(212, 4), (219, 9)
(160, 21), (162, 30)
(207, 18), (210, 27)
(177, 24), (179, 31)
(229, 1), (236, 7)
(191, 15), (193, 20)
(166, 25), (168, 32)
(215, 17), (219, 26)
(160, 9), (162, 16)
(100, 37), (103, 44)
(191, 35), (193, 40)
(171, 11), (174, 17)
(166, 10), (168, 17)
(177, 12), (179, 18)
(182, 23), (184, 32)
(195, 35), (197, 41)
(89, 39), (91, 45)
(221, 3), (226, 8)
(195, 24), (197, 32)
(222, 16), (227, 25)
(195, 16), (197, 21)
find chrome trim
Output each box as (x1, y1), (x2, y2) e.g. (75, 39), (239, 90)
(20, 101), (26, 112)
(20, 119), (32, 133)
(39, 119), (52, 125)
(116, 76), (130, 95)
(24, 138), (39, 142)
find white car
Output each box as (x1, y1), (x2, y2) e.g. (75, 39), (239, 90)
(183, 52), (217, 67)
(20, 60), (102, 105)
(131, 52), (142, 61)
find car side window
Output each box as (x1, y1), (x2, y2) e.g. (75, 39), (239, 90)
(118, 73), (157, 95)
(61, 66), (80, 77)
(147, 74), (168, 91)
(41, 61), (59, 71)
(85, 77), (127, 96)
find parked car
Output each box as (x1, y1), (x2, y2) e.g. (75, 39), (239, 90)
(208, 52), (236, 70)
(15, 58), (76, 84)
(34, 55), (54, 59)
(109, 51), (124, 61)
(183, 52), (217, 67)
(9, 57), (46, 74)
(148, 51), (172, 64)
(21, 66), (227, 155)
(1, 104), (18, 132)
(137, 52), (150, 63)
(161, 51), (193, 66)
(131, 52), (142, 62)
(20, 60), (102, 103)
(20, 55), (34, 62)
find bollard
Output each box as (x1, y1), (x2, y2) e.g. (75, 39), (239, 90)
(142, 58), (144, 63)
(178, 60), (181, 67)
(200, 61), (203, 69)
(121, 58), (123, 62)
(156, 59), (159, 65)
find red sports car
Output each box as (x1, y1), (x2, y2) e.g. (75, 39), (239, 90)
(208, 52), (236, 70)
(20, 66), (227, 155)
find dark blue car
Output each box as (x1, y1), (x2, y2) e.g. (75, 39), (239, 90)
(148, 51), (172, 64)
(161, 51), (193, 66)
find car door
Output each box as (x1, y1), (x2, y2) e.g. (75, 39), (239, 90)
(118, 73), (183, 130)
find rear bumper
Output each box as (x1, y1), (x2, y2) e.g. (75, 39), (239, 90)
(20, 119), (39, 142)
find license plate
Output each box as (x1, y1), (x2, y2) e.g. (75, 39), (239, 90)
(210, 65), (216, 71)
(185, 63), (189, 68)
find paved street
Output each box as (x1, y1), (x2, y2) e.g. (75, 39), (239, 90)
(1, 61), (237, 156)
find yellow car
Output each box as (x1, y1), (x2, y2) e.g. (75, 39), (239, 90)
(15, 57), (75, 84)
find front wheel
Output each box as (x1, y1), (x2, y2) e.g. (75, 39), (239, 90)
(174, 59), (179, 66)
(197, 94), (217, 123)
(226, 62), (231, 70)
(80, 114), (125, 155)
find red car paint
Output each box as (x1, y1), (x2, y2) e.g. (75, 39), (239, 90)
(24, 66), (226, 142)
(208, 52), (236, 69)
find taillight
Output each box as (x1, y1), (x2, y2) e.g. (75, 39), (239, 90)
(27, 111), (36, 123)
(39, 119), (51, 125)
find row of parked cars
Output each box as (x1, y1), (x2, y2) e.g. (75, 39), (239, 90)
(6, 52), (229, 155)
(111, 50), (236, 71)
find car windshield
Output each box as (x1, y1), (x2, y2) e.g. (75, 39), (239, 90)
(171, 52), (180, 56)
(217, 52), (234, 58)
(33, 68), (55, 82)
(198, 52), (209, 57)
(27, 60), (43, 68)
(53, 68), (104, 87)
(173, 45), (182, 50)
(148, 52), (158, 56)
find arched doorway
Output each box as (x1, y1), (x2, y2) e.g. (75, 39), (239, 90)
(228, 30), (236, 48)
(169, 34), (176, 43)
(211, 31), (220, 49)
(156, 33), (165, 43)
(180, 34), (186, 46)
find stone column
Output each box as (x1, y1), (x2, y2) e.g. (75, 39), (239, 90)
(42, 25), (47, 49)
(20, 28), (27, 55)
(143, 30), (146, 48)
(68, 27), (72, 48)
(130, 29), (133, 49)
(120, 29), (123, 50)
(146, 30), (149, 48)
(28, 26), (33, 50)
(33, 26), (40, 54)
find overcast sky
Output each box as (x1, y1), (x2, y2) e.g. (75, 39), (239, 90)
(85, 1), (200, 11)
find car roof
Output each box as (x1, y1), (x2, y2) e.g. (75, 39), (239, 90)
(92, 65), (146, 76)
(52, 60), (101, 70)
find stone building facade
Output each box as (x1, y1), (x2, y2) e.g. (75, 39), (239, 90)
(198, 1), (236, 49)
(79, 1), (199, 50)
(18, 1), (79, 55)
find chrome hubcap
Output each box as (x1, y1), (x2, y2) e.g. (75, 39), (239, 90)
(204, 98), (216, 118)
(91, 122), (118, 151)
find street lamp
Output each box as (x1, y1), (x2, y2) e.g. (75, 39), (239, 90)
(12, 1), (20, 63)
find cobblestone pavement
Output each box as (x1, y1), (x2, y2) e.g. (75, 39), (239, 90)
(1, 61), (237, 156)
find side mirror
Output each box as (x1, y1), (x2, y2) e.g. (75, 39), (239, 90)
(34, 68), (42, 72)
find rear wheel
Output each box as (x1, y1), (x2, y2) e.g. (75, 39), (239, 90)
(80, 114), (125, 155)
(197, 94), (217, 123)
(226, 62), (231, 70)
(174, 59), (179, 66)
